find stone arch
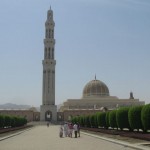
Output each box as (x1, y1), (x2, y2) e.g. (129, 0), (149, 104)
(45, 111), (52, 121)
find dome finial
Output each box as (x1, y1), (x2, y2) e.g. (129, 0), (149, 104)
(95, 74), (96, 80)
(50, 5), (51, 10)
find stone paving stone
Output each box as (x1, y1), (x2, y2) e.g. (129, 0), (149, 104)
(0, 125), (139, 150)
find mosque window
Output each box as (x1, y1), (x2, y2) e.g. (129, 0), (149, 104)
(52, 30), (54, 38)
(49, 29), (51, 38)
(48, 48), (51, 59)
(52, 48), (54, 59)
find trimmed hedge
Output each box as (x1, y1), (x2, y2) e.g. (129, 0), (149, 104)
(84, 115), (91, 127)
(141, 104), (150, 132)
(0, 115), (5, 128)
(109, 110), (118, 129)
(116, 107), (130, 130)
(78, 116), (84, 127)
(128, 106), (143, 131)
(94, 114), (98, 128)
(4, 115), (11, 127)
(10, 116), (16, 128)
(97, 112), (107, 128)
(0, 115), (27, 129)
(70, 104), (150, 133)
(71, 116), (78, 124)
(90, 115), (95, 127)
(106, 112), (110, 129)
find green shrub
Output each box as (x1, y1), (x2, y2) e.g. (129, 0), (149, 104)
(109, 110), (118, 129)
(71, 116), (77, 124)
(4, 115), (11, 127)
(141, 104), (150, 132)
(20, 117), (27, 126)
(14, 117), (20, 127)
(94, 114), (98, 128)
(10, 116), (16, 127)
(78, 116), (81, 125)
(84, 115), (90, 127)
(82, 116), (86, 127)
(0, 115), (5, 128)
(90, 114), (95, 127)
(128, 106), (143, 131)
(116, 107), (130, 130)
(97, 112), (106, 128)
(0, 115), (27, 128)
(106, 112), (110, 128)
(79, 116), (84, 127)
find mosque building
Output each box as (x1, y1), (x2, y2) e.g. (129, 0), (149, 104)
(58, 76), (145, 121)
(0, 8), (144, 123)
(39, 7), (145, 122)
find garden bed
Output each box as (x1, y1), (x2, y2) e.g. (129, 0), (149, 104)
(81, 127), (150, 141)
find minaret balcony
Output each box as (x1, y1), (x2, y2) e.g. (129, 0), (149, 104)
(44, 39), (55, 45)
(45, 21), (55, 27)
(42, 60), (56, 65)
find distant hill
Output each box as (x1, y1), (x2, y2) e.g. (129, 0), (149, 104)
(0, 103), (31, 110)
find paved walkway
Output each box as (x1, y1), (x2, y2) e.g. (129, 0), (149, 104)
(0, 125), (149, 150)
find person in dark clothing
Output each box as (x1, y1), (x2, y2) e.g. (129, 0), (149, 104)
(73, 123), (78, 138)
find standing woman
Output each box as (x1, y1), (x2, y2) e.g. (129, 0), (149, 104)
(63, 122), (68, 137)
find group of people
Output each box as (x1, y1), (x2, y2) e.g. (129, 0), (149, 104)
(59, 122), (80, 138)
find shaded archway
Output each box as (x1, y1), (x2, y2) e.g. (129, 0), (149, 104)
(45, 111), (52, 121)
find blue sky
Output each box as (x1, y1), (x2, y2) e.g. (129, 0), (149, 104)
(0, 0), (150, 106)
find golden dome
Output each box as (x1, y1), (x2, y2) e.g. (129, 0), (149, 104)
(83, 79), (109, 98)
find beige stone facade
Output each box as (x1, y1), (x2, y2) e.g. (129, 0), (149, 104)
(59, 97), (144, 112)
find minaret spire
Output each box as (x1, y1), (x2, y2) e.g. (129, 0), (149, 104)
(40, 7), (57, 122)
(95, 74), (96, 80)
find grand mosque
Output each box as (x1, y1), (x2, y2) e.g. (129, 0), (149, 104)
(40, 7), (144, 122)
(0, 7), (145, 122)
(59, 76), (144, 111)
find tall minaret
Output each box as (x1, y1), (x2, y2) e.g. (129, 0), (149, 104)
(40, 7), (57, 121)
